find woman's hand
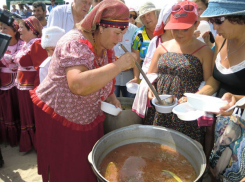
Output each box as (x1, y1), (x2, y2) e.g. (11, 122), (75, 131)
(148, 86), (155, 101)
(106, 93), (122, 109)
(178, 96), (187, 104)
(202, 31), (213, 48)
(219, 93), (236, 116)
(128, 77), (139, 83)
(194, 30), (201, 38)
(116, 52), (137, 71)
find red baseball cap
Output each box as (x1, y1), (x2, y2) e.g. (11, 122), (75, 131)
(164, 0), (198, 30)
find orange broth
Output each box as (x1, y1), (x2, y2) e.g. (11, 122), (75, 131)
(99, 142), (197, 182)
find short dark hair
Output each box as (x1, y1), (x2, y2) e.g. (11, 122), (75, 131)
(32, 1), (46, 12)
(227, 15), (245, 25)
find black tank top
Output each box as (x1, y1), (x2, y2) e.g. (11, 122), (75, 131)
(213, 63), (245, 98)
(213, 39), (245, 98)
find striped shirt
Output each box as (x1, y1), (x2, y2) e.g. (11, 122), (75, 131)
(132, 26), (151, 62)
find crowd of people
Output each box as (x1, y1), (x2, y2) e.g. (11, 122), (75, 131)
(0, 0), (245, 181)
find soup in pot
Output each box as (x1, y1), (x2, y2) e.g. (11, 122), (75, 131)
(99, 142), (197, 182)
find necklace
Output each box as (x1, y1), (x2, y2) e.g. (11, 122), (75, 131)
(224, 39), (245, 61)
(92, 33), (104, 67)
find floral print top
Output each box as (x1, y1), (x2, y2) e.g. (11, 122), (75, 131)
(35, 29), (115, 125)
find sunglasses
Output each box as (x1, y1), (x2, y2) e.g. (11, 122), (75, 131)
(172, 4), (195, 12)
(209, 17), (226, 25)
(129, 14), (137, 20)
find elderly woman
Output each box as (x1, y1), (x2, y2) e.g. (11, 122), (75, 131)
(0, 21), (23, 146)
(196, 0), (245, 181)
(131, 2), (159, 83)
(15, 16), (48, 152)
(146, 0), (213, 144)
(30, 0), (136, 181)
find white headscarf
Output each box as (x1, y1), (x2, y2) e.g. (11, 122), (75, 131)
(153, 1), (178, 36)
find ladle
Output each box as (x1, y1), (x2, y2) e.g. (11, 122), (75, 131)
(120, 44), (166, 105)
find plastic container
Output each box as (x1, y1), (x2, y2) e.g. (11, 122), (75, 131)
(172, 103), (204, 121)
(184, 93), (228, 113)
(126, 82), (139, 94)
(152, 95), (178, 113)
(101, 101), (122, 116)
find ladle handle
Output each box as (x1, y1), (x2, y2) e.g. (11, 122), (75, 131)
(120, 44), (163, 105)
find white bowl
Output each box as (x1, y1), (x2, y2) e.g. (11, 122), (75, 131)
(196, 20), (210, 37)
(184, 93), (228, 113)
(172, 103), (204, 121)
(152, 95), (178, 113)
(126, 82), (139, 94)
(101, 101), (122, 116)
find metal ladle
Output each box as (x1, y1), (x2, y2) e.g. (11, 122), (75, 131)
(120, 44), (174, 106)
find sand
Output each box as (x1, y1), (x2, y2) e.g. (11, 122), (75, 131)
(0, 143), (41, 182)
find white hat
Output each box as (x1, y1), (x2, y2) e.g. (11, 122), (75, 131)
(136, 2), (160, 24)
(41, 26), (65, 49)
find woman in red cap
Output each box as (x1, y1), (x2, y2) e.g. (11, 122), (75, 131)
(146, 1), (213, 146)
(0, 20), (23, 147)
(15, 16), (48, 152)
(30, 0), (136, 181)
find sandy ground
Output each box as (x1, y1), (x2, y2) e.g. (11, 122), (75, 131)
(0, 143), (212, 182)
(0, 143), (41, 182)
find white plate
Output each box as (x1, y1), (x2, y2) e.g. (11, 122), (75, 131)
(184, 93), (228, 113)
(172, 103), (204, 121)
(152, 95), (178, 113)
(101, 101), (122, 116)
(126, 82), (139, 94)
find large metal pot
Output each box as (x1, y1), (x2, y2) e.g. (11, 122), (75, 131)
(88, 125), (206, 182)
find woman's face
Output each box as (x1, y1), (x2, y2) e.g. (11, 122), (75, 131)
(100, 27), (127, 49)
(0, 23), (16, 40)
(196, 2), (207, 20)
(129, 11), (137, 25)
(18, 23), (36, 42)
(141, 11), (158, 29)
(171, 22), (199, 44)
(212, 18), (242, 39)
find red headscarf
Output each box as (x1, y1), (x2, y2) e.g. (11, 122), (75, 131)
(23, 16), (43, 38)
(80, 0), (129, 32)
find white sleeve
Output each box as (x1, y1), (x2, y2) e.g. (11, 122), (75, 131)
(47, 7), (62, 28)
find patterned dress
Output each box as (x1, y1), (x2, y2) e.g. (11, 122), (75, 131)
(145, 51), (205, 144)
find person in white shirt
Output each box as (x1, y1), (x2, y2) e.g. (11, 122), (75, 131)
(11, 5), (19, 14)
(40, 26), (65, 83)
(114, 23), (138, 97)
(47, 0), (92, 33)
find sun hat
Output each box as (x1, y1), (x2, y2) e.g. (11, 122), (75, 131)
(164, 0), (198, 30)
(201, 0), (245, 17)
(136, 2), (160, 22)
(80, 0), (129, 32)
(153, 1), (177, 36)
(41, 26), (65, 49)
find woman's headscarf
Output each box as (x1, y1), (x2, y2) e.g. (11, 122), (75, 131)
(23, 16), (43, 38)
(80, 0), (129, 32)
(153, 1), (177, 36)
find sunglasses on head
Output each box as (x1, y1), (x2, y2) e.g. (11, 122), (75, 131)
(172, 4), (195, 12)
(209, 17), (226, 25)
(129, 14), (137, 20)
